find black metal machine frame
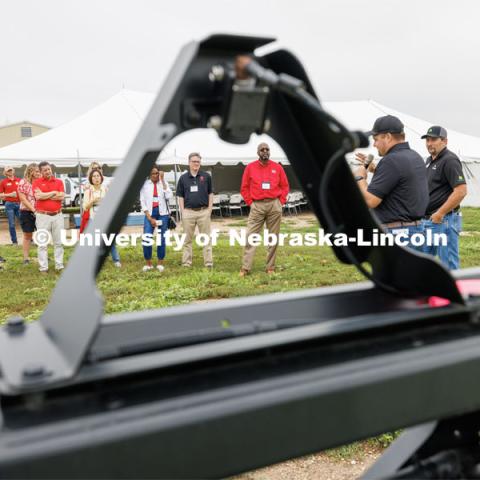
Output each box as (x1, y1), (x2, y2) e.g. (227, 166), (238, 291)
(1, 34), (480, 479)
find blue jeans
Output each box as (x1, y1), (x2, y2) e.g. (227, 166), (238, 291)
(422, 212), (461, 270)
(142, 207), (169, 260)
(110, 244), (120, 263)
(5, 202), (20, 244)
(386, 224), (425, 253)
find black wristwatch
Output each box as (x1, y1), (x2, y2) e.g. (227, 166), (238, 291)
(354, 175), (365, 181)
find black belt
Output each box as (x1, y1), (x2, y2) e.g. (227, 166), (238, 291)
(382, 220), (422, 229)
(187, 206), (208, 211)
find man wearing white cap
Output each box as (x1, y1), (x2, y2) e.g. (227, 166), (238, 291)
(0, 166), (21, 245)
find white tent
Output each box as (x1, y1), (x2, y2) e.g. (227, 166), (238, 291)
(0, 90), (287, 168)
(2, 89), (480, 164)
(1, 90), (479, 204)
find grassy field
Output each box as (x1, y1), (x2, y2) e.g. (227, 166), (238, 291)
(1, 209), (480, 324)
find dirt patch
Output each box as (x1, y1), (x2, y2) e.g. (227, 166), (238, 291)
(232, 451), (380, 480)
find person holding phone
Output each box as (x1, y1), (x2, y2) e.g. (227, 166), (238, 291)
(140, 165), (172, 272)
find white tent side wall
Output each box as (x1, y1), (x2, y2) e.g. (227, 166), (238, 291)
(461, 160), (480, 207)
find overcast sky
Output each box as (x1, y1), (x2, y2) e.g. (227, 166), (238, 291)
(1, 0), (480, 136)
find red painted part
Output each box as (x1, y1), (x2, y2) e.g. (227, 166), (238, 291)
(426, 279), (480, 308)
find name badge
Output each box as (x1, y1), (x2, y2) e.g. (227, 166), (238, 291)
(190, 185), (198, 193)
(261, 182), (271, 190)
(152, 196), (159, 202)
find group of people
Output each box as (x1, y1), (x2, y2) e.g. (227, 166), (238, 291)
(141, 147), (290, 275)
(354, 115), (467, 270)
(0, 144), (291, 274)
(0, 122), (465, 274)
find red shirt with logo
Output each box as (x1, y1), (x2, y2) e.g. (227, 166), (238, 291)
(240, 160), (289, 205)
(0, 177), (21, 203)
(32, 176), (64, 212)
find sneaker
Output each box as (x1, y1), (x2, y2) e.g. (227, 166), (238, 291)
(266, 268), (276, 275)
(156, 265), (165, 272)
(114, 261), (122, 268)
(23, 259), (30, 265)
(39, 269), (48, 274)
(142, 265), (153, 272)
(55, 265), (65, 272)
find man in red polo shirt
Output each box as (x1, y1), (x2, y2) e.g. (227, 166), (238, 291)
(0, 165), (21, 245)
(239, 142), (289, 275)
(32, 161), (65, 272)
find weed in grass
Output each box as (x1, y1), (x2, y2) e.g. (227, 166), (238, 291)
(325, 442), (365, 461)
(325, 431), (402, 462)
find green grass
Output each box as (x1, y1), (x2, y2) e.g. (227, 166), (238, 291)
(459, 207), (480, 232)
(0, 228), (364, 323)
(1, 209), (480, 323)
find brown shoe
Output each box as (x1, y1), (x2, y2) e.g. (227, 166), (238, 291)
(266, 268), (276, 275)
(239, 268), (249, 277)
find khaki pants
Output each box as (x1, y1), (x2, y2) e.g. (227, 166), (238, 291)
(241, 198), (283, 272)
(36, 213), (64, 271)
(182, 208), (213, 267)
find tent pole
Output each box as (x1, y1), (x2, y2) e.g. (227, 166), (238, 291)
(77, 150), (83, 215)
(174, 161), (179, 222)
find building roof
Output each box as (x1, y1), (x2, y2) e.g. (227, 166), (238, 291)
(0, 121), (51, 130)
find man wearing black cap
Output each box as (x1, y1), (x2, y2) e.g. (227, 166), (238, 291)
(354, 115), (429, 251)
(421, 126), (466, 270)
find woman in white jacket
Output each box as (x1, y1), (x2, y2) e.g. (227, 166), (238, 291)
(139, 166), (173, 272)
